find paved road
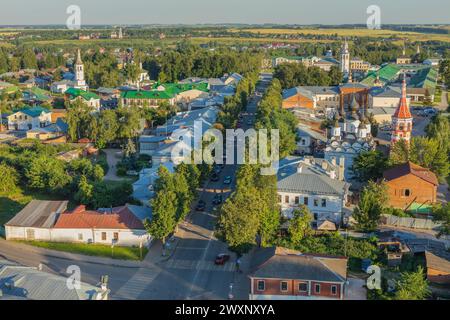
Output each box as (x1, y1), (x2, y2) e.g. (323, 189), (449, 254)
(114, 73), (273, 300)
(0, 74), (272, 300)
(103, 148), (124, 181)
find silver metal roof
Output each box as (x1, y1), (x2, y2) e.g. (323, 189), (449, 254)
(5, 200), (68, 228)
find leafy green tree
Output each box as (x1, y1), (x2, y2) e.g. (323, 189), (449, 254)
(328, 65), (343, 85)
(395, 266), (430, 300)
(66, 99), (95, 142)
(75, 175), (94, 205)
(117, 107), (142, 140)
(0, 162), (19, 194)
(288, 206), (313, 246)
(353, 151), (388, 182)
(20, 48), (38, 69)
(410, 137), (449, 179)
(173, 170), (192, 222)
(26, 156), (72, 193)
(218, 188), (261, 253)
(433, 202), (450, 237)
(389, 139), (410, 166)
(123, 139), (137, 158)
(146, 189), (178, 246)
(353, 181), (388, 231)
(255, 173), (280, 247)
(124, 62), (141, 84)
(96, 110), (119, 149)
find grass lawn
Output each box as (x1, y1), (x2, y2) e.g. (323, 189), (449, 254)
(21, 241), (148, 261)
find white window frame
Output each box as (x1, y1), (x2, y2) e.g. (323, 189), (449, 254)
(257, 280), (265, 292)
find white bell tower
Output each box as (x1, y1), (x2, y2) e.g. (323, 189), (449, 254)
(74, 49), (87, 90)
(340, 39), (350, 75)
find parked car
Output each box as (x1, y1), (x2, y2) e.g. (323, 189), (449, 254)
(215, 254), (231, 265)
(196, 200), (206, 211)
(212, 194), (223, 205)
(223, 176), (232, 185)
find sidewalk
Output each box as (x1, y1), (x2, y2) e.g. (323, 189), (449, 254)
(0, 238), (143, 268)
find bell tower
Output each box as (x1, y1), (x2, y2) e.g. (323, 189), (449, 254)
(340, 38), (350, 76)
(391, 75), (413, 145)
(74, 49), (87, 90)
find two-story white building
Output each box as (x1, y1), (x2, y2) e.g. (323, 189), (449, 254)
(277, 156), (349, 227)
(7, 107), (52, 131)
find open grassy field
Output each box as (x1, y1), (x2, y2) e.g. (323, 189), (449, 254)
(229, 28), (450, 43)
(189, 36), (335, 44)
(21, 241), (148, 261)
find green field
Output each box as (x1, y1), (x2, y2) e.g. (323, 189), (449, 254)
(21, 241), (148, 261)
(229, 27), (450, 43)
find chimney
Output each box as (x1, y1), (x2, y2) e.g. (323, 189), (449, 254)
(96, 275), (109, 300)
(297, 164), (304, 173)
(71, 205), (86, 214)
(321, 160), (328, 171)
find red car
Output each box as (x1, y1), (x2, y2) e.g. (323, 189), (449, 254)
(214, 254), (231, 265)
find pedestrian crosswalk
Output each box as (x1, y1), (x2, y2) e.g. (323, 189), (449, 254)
(114, 266), (161, 300)
(163, 259), (236, 272)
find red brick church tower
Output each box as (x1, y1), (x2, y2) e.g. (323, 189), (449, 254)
(391, 76), (413, 145)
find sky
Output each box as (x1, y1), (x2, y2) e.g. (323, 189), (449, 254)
(0, 0), (449, 26)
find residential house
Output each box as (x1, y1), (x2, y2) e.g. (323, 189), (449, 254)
(249, 247), (348, 300)
(7, 106), (52, 131)
(296, 124), (327, 155)
(65, 88), (101, 111)
(50, 80), (74, 94)
(22, 87), (53, 106)
(5, 201), (152, 247)
(52, 205), (152, 247)
(26, 118), (68, 141)
(120, 90), (176, 108)
(132, 162), (176, 206)
(5, 200), (69, 241)
(282, 86), (340, 112)
(423, 58), (440, 67)
(0, 259), (109, 300)
(277, 156), (348, 225)
(425, 251), (450, 285)
(382, 162), (438, 210)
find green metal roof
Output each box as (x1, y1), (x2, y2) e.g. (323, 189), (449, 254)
(25, 87), (52, 101)
(121, 90), (175, 100)
(407, 202), (433, 214)
(13, 106), (51, 118)
(65, 87), (100, 101)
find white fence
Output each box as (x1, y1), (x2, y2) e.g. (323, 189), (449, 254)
(380, 214), (442, 230)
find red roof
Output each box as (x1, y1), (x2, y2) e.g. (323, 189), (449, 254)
(54, 206), (145, 230)
(383, 162), (439, 186)
(393, 78), (412, 119)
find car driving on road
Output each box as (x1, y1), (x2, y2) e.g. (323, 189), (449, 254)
(215, 254), (230, 265)
(196, 200), (206, 211)
(223, 176), (232, 185)
(212, 194), (223, 205)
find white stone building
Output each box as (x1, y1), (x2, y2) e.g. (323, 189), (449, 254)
(7, 107), (52, 131)
(277, 156), (349, 226)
